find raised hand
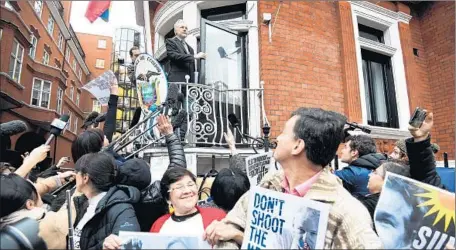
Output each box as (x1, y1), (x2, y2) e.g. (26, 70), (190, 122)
(408, 111), (433, 142)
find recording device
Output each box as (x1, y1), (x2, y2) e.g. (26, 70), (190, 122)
(81, 111), (99, 129)
(0, 120), (28, 136)
(217, 47), (228, 58)
(343, 121), (371, 142)
(345, 122), (371, 134)
(409, 107), (427, 128)
(45, 115), (70, 145)
(0, 218), (47, 250)
(93, 113), (106, 128)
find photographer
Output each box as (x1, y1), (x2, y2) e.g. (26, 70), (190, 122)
(405, 111), (445, 189)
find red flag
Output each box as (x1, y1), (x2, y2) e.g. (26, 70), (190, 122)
(85, 1), (111, 23)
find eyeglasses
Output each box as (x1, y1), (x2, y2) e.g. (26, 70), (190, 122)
(168, 182), (196, 193)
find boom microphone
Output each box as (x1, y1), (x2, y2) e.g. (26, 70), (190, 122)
(0, 120), (27, 136)
(45, 114), (70, 145)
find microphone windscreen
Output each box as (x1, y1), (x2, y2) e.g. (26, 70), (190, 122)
(166, 83), (180, 103)
(85, 111), (99, 123)
(129, 107), (142, 129)
(0, 120), (27, 136)
(172, 110), (187, 128)
(50, 114), (70, 135)
(228, 113), (239, 127)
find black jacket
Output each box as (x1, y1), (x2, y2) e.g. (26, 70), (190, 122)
(406, 136), (445, 189)
(103, 95), (118, 142)
(165, 36), (195, 84)
(358, 193), (380, 221)
(120, 133), (187, 231)
(72, 185), (140, 250)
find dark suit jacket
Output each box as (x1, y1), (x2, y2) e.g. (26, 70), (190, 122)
(165, 36), (195, 83)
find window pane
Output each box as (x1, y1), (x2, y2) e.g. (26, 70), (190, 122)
(32, 90), (40, 106)
(359, 31), (380, 43)
(362, 60), (373, 122)
(17, 46), (24, 62)
(43, 82), (51, 92)
(8, 56), (16, 78)
(14, 62), (21, 80)
(370, 62), (388, 123)
(41, 92), (49, 108)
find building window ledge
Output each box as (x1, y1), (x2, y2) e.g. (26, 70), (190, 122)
(0, 72), (25, 90)
(358, 37), (397, 56)
(364, 125), (410, 140)
(155, 45), (167, 61)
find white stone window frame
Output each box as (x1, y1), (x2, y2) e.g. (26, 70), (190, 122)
(29, 35), (38, 59)
(31, 77), (52, 109)
(350, 1), (412, 139)
(56, 87), (63, 114)
(9, 39), (24, 83)
(42, 50), (50, 65)
(34, 0), (43, 18)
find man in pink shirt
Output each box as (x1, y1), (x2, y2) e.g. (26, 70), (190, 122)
(205, 107), (382, 249)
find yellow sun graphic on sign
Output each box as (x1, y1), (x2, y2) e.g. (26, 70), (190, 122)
(415, 184), (456, 232)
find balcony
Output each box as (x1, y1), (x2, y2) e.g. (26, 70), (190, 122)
(116, 82), (267, 157)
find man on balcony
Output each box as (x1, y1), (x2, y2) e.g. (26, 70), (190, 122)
(165, 19), (206, 86)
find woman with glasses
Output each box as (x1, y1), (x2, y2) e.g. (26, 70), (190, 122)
(150, 167), (226, 240)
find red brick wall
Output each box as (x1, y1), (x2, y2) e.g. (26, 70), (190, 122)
(259, 1), (345, 136)
(420, 1), (455, 159)
(0, 2), (92, 166)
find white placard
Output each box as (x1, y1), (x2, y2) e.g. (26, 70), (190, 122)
(82, 70), (115, 105)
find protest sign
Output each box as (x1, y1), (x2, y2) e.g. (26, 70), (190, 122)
(245, 152), (278, 186)
(82, 70), (115, 105)
(242, 186), (330, 249)
(375, 173), (455, 249)
(119, 231), (211, 249)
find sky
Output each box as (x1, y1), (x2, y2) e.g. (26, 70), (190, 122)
(70, 1), (144, 37)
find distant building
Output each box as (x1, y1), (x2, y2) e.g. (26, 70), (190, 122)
(1, 1), (93, 167)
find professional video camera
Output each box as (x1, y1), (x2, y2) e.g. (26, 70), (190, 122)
(0, 218), (47, 250)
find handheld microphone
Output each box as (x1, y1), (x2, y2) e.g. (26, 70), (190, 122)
(45, 114), (70, 146)
(81, 111), (99, 129)
(93, 113), (106, 128)
(0, 120), (27, 136)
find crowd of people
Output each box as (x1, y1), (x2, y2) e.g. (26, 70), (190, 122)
(1, 99), (453, 249)
(1, 18), (454, 250)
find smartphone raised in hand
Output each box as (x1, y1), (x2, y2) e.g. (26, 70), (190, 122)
(409, 107), (427, 128)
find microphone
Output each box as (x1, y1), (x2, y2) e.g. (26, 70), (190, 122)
(81, 111), (99, 129)
(93, 113), (106, 128)
(217, 47), (228, 58)
(228, 114), (240, 128)
(45, 114), (70, 145)
(0, 120), (27, 136)
(345, 122), (371, 134)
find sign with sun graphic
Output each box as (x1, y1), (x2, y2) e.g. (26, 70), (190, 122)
(375, 173), (455, 250)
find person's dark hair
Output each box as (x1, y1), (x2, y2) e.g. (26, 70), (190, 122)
(0, 173), (38, 218)
(211, 168), (249, 211)
(71, 128), (104, 163)
(379, 161), (410, 179)
(291, 108), (347, 166)
(129, 46), (139, 57)
(160, 167), (196, 201)
(346, 135), (377, 157)
(74, 153), (117, 192)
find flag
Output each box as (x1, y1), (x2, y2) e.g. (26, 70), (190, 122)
(85, 1), (111, 23)
(100, 3), (111, 22)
